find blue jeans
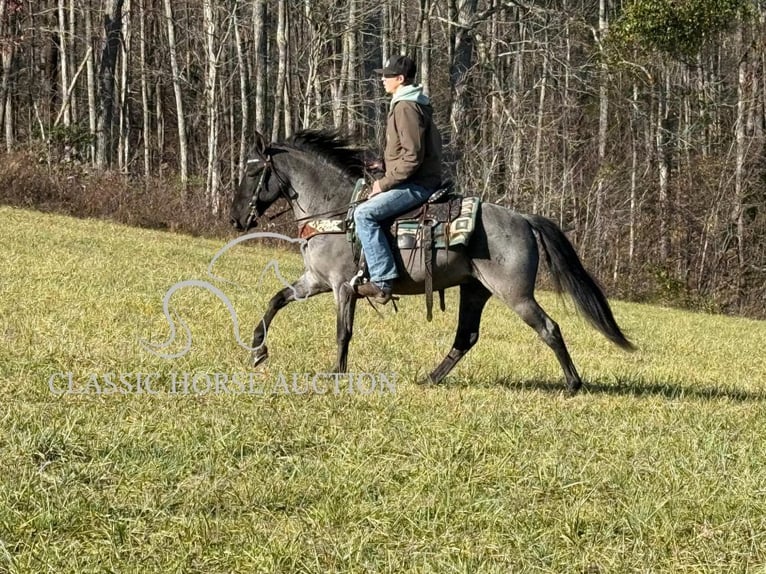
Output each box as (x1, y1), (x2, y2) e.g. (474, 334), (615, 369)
(354, 183), (432, 288)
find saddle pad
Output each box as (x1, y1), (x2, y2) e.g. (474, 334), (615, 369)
(395, 196), (480, 250)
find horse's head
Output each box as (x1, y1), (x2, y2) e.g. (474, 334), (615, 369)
(231, 129), (368, 231)
(230, 131), (296, 231)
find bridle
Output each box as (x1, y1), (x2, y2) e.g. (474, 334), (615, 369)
(244, 154), (297, 230)
(243, 152), (368, 232)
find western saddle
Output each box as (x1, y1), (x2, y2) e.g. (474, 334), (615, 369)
(350, 181), (465, 321)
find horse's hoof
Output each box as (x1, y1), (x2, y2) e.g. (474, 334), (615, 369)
(566, 380), (582, 396)
(251, 347), (269, 367)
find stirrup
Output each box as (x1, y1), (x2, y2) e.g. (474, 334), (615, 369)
(349, 268), (366, 290)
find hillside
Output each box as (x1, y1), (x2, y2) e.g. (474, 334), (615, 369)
(1, 206), (765, 572)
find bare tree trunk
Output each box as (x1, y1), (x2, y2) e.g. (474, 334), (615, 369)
(0, 0), (13, 151)
(532, 27), (548, 213)
(419, 0), (431, 95)
(560, 5), (571, 227)
(695, 54), (709, 157)
(282, 6), (292, 138)
(39, 8), (58, 128)
(449, 0), (478, 145)
(139, 0), (150, 176)
(253, 0), (266, 134)
(489, 1), (500, 129)
(734, 22), (747, 303)
(227, 48), (236, 187)
(155, 78), (164, 175)
(382, 2), (392, 66)
(760, 7), (766, 145)
(399, 0), (407, 52)
(302, 0), (321, 127)
(57, 0), (70, 127)
(447, 0), (456, 65)
(629, 79), (639, 279)
(203, 0), (220, 213)
(97, 0), (125, 168)
(233, 6), (248, 180)
(332, 3), (347, 129)
(162, 0), (188, 186)
(509, 10), (523, 203)
(657, 73), (671, 264)
(271, 0), (286, 140)
(595, 0), (609, 266)
(118, 0), (131, 172)
(2, 59), (10, 151)
(85, 0), (97, 163)
(345, 0), (358, 134)
(0, 0), (7, 136)
(69, 0), (77, 122)
(375, 0), (393, 144)
(476, 0), (501, 198)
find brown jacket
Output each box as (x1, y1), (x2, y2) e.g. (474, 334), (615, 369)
(378, 88), (443, 193)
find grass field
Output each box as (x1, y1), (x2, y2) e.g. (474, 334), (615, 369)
(2, 205), (766, 573)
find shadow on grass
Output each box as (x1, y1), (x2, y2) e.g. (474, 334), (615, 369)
(492, 377), (766, 403)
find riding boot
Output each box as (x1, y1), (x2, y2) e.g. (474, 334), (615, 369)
(353, 281), (392, 305)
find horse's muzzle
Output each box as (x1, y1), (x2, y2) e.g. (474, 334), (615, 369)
(230, 216), (256, 231)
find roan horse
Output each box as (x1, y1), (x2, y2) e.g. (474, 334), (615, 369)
(229, 129), (634, 393)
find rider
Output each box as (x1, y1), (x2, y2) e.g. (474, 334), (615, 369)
(352, 55), (443, 304)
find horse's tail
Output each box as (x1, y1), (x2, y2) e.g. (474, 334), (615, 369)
(522, 214), (635, 351)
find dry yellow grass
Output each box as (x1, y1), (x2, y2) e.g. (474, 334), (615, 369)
(2, 206), (766, 573)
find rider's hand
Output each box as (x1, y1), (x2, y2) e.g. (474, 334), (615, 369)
(365, 159), (384, 172)
(369, 180), (383, 197)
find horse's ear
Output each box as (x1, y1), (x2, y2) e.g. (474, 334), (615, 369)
(254, 130), (268, 157)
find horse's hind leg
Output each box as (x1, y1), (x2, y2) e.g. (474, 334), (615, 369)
(426, 280), (491, 384)
(470, 206), (583, 394)
(510, 296), (582, 394)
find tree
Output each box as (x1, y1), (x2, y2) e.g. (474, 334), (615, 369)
(163, 0), (189, 186)
(203, 0), (220, 211)
(0, 0), (763, 315)
(96, 0), (125, 168)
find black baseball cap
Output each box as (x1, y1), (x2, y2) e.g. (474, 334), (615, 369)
(375, 55), (416, 80)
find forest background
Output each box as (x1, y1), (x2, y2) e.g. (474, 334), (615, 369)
(0, 0), (763, 318)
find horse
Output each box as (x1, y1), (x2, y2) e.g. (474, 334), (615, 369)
(229, 129), (634, 394)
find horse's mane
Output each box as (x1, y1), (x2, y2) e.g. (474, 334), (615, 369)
(282, 129), (367, 179)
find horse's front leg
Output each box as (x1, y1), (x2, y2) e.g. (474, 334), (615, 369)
(251, 273), (328, 367)
(334, 282), (358, 373)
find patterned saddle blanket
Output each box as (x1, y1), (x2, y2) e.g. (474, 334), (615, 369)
(391, 194), (480, 250)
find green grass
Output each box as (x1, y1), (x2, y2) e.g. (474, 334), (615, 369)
(1, 205), (766, 573)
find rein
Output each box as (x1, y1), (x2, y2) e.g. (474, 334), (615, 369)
(244, 157), (273, 230)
